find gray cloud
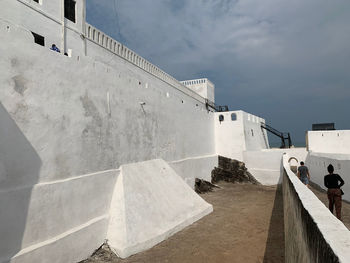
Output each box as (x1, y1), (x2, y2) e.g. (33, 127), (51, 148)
(87, 0), (350, 145)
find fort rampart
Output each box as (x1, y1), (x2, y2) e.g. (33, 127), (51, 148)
(283, 154), (350, 262)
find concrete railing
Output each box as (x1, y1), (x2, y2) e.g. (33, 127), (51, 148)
(282, 153), (350, 262)
(85, 23), (205, 103)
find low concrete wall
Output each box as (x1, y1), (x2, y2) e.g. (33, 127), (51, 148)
(244, 148), (307, 185)
(283, 154), (350, 262)
(306, 152), (350, 202)
(0, 170), (118, 263)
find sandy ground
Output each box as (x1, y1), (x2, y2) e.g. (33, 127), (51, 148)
(309, 184), (350, 230)
(81, 182), (284, 263)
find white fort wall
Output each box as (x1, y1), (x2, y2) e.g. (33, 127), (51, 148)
(0, 15), (217, 263)
(244, 148), (307, 185)
(0, 1), (277, 262)
(305, 131), (350, 202)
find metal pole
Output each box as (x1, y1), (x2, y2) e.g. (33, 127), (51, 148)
(61, 0), (65, 53)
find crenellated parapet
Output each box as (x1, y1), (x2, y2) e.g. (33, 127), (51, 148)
(85, 23), (205, 103)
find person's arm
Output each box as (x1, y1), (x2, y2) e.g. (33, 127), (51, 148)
(324, 176), (329, 188)
(338, 175), (345, 187)
(297, 170), (300, 179)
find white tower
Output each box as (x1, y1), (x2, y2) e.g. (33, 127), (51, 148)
(181, 78), (215, 103)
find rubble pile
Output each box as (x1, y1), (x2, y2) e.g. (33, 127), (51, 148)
(211, 156), (260, 185)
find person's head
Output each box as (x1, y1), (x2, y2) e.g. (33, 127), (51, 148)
(327, 164), (334, 174)
(300, 161), (304, 166)
(52, 44), (56, 48)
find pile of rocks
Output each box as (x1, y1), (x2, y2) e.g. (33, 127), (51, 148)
(194, 178), (220, 194)
(211, 156), (260, 185)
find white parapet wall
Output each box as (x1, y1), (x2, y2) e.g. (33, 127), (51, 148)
(107, 159), (213, 258)
(307, 130), (350, 154)
(283, 154), (350, 263)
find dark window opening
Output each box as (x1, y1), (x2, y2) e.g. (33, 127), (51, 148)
(231, 113), (237, 121)
(33, 0), (39, 3)
(64, 0), (76, 23)
(31, 32), (45, 46)
(219, 115), (224, 122)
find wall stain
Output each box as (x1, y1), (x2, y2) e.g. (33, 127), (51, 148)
(12, 75), (28, 95)
(11, 58), (19, 68)
(80, 91), (102, 127)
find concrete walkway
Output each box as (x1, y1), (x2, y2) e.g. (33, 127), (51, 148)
(81, 182), (284, 263)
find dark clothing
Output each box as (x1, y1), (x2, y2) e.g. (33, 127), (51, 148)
(324, 174), (344, 189)
(298, 165), (309, 178)
(50, 45), (61, 53)
(324, 173), (345, 220)
(327, 188), (342, 220)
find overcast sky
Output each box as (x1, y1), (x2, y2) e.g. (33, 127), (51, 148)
(87, 0), (350, 145)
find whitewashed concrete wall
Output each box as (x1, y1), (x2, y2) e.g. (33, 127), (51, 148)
(169, 155), (218, 188)
(243, 148), (307, 185)
(307, 130), (350, 154)
(283, 154), (350, 262)
(306, 152), (350, 202)
(0, 17), (216, 263)
(214, 110), (269, 161)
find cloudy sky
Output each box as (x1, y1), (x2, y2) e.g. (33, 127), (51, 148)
(87, 0), (350, 145)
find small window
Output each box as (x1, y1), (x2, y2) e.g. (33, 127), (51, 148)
(64, 0), (76, 23)
(219, 115), (224, 122)
(231, 113), (237, 121)
(31, 32), (45, 46)
(251, 129), (254, 136)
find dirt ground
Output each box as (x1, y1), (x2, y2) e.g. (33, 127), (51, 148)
(81, 182), (284, 263)
(309, 184), (350, 230)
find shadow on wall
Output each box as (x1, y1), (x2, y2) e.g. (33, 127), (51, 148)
(263, 184), (285, 262)
(0, 103), (41, 262)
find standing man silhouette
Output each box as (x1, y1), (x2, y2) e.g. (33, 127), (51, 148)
(297, 161), (310, 188)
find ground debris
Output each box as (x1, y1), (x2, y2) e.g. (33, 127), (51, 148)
(78, 242), (119, 263)
(195, 178), (220, 194)
(211, 156), (260, 184)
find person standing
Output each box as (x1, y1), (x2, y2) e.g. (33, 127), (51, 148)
(297, 161), (310, 187)
(324, 164), (345, 220)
